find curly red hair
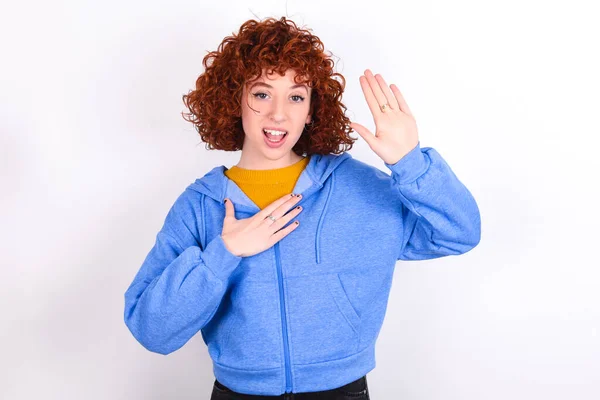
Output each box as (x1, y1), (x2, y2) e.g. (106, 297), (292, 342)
(181, 16), (356, 156)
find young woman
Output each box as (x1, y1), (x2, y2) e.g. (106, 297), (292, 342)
(124, 16), (481, 399)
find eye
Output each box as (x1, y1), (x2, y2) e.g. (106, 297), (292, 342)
(252, 92), (268, 99)
(251, 92), (305, 103)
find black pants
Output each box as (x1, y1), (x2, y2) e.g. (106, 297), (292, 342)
(210, 375), (370, 399)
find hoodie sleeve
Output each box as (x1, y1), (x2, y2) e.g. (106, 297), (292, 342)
(384, 141), (481, 261)
(123, 192), (242, 355)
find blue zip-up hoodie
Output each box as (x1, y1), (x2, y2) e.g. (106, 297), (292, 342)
(124, 141), (481, 396)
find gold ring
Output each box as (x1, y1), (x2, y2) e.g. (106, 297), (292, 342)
(380, 103), (390, 113)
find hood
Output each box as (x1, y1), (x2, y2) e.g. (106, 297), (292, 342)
(186, 152), (353, 264)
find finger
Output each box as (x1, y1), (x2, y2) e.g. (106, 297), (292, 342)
(374, 73), (400, 111)
(390, 84), (413, 117)
(257, 193), (297, 221)
(364, 69), (391, 113)
(358, 74), (384, 123)
(268, 205), (302, 233)
(349, 121), (378, 148)
(269, 217), (300, 244)
(262, 194), (302, 228)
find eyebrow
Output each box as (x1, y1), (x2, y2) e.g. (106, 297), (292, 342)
(250, 82), (309, 92)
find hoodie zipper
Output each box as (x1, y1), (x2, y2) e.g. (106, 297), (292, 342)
(274, 242), (293, 394)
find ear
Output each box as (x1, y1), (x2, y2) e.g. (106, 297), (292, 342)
(305, 114), (312, 124)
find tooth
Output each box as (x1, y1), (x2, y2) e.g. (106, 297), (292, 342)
(264, 129), (286, 135)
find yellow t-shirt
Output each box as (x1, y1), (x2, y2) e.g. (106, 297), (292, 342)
(224, 156), (310, 210)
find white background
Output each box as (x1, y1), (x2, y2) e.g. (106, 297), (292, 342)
(2, 0), (599, 399)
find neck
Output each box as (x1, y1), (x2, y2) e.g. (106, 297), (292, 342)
(235, 152), (304, 170)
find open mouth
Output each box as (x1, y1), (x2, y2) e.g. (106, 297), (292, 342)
(263, 129), (288, 142)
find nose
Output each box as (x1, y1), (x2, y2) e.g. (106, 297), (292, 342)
(268, 97), (287, 122)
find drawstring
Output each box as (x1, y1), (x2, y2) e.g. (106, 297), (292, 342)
(200, 194), (207, 250)
(315, 170), (335, 264)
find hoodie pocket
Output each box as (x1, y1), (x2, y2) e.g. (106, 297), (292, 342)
(287, 273), (361, 364)
(327, 273), (361, 332)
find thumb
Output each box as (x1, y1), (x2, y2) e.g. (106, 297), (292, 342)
(350, 122), (377, 149)
(223, 198), (236, 220)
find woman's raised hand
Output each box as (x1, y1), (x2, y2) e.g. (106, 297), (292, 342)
(221, 193), (303, 257)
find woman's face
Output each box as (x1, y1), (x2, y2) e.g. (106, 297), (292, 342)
(239, 68), (312, 168)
